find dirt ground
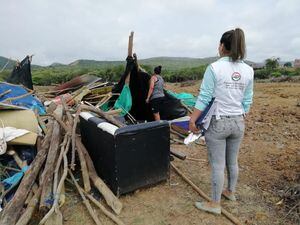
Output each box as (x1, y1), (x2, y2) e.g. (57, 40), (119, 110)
(60, 81), (299, 225)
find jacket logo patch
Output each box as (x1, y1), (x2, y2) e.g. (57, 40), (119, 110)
(231, 72), (241, 81)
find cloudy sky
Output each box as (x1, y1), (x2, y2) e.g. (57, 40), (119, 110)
(1, 0), (299, 65)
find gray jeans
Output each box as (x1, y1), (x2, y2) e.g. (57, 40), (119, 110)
(205, 116), (245, 202)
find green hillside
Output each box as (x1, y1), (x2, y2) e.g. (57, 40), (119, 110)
(0, 56), (17, 70)
(0, 55), (258, 85)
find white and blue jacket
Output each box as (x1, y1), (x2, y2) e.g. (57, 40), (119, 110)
(195, 56), (254, 118)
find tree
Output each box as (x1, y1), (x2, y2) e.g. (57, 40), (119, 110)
(265, 57), (280, 70)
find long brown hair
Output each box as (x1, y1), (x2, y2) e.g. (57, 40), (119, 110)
(220, 28), (246, 62)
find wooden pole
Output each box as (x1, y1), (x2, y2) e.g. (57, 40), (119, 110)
(84, 190), (125, 225)
(15, 188), (42, 225)
(69, 170), (102, 225)
(80, 105), (125, 128)
(50, 115), (123, 215)
(171, 163), (242, 225)
(76, 137), (123, 215)
(40, 106), (63, 212)
(128, 31), (134, 57)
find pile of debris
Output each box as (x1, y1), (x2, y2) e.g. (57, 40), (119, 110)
(0, 81), (126, 225)
(0, 32), (198, 225)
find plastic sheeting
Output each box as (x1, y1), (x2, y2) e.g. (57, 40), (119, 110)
(166, 90), (196, 107)
(0, 82), (45, 115)
(113, 84), (132, 116)
(6, 56), (33, 90)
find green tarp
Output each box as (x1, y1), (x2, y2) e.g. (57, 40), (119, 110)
(100, 84), (132, 116)
(166, 90), (196, 107)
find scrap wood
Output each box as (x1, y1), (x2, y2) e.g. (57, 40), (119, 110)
(0, 89), (11, 98)
(171, 163), (242, 225)
(80, 105), (125, 128)
(0, 122), (54, 225)
(40, 106), (63, 212)
(39, 136), (70, 225)
(62, 103), (91, 192)
(82, 188), (125, 225)
(170, 149), (186, 160)
(50, 112), (123, 215)
(128, 31), (134, 57)
(71, 108), (81, 170)
(60, 96), (73, 127)
(75, 140), (91, 192)
(186, 157), (206, 163)
(76, 137), (123, 215)
(90, 86), (113, 95)
(15, 187), (42, 225)
(84, 93), (120, 101)
(1, 90), (35, 103)
(68, 170), (102, 225)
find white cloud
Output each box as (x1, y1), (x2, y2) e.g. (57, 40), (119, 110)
(0, 0), (299, 65)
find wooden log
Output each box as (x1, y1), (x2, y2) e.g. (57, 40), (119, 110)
(80, 105), (125, 128)
(171, 163), (242, 225)
(76, 142), (92, 192)
(60, 96), (73, 127)
(40, 106), (63, 212)
(128, 31), (134, 57)
(170, 149), (186, 160)
(71, 108), (81, 170)
(0, 122), (54, 225)
(83, 189), (125, 225)
(15, 187), (42, 225)
(50, 114), (122, 215)
(76, 137), (123, 215)
(39, 136), (70, 225)
(69, 170), (102, 225)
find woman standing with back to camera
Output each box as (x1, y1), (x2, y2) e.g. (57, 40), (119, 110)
(189, 28), (254, 214)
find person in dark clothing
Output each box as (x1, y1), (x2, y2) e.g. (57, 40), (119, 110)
(146, 65), (165, 121)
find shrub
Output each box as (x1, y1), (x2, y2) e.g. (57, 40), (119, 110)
(271, 71), (281, 77)
(254, 69), (270, 79)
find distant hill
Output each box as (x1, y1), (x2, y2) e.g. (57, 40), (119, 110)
(1, 55), (255, 71)
(68, 59), (124, 69)
(139, 56), (219, 70)
(64, 57), (221, 71)
(0, 56), (42, 70)
(0, 56), (17, 70)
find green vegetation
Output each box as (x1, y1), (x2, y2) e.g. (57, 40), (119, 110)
(1, 56), (299, 85)
(0, 57), (211, 85)
(254, 57), (300, 79)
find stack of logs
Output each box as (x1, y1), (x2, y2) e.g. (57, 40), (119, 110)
(0, 100), (125, 225)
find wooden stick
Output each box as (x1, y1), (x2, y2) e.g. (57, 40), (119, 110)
(15, 187), (42, 225)
(0, 89), (11, 98)
(40, 106), (63, 212)
(60, 96), (73, 127)
(128, 31), (134, 57)
(106, 109), (122, 116)
(39, 137), (70, 225)
(83, 189), (125, 225)
(1, 90), (35, 103)
(76, 137), (123, 215)
(171, 163), (242, 225)
(69, 170), (102, 225)
(186, 157), (206, 163)
(71, 108), (81, 170)
(75, 138), (91, 192)
(0, 122), (54, 225)
(50, 114), (123, 215)
(80, 105), (125, 128)
(180, 101), (193, 114)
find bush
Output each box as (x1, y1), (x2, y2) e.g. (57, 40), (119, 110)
(254, 69), (270, 79)
(271, 71), (281, 77)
